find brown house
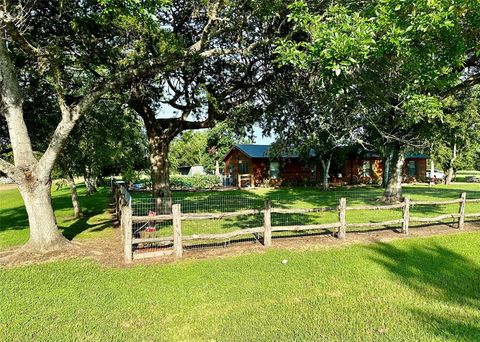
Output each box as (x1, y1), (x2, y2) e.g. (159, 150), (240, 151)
(223, 144), (429, 187)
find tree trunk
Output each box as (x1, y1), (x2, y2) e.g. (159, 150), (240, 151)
(430, 158), (435, 185)
(383, 145), (405, 202)
(320, 158), (331, 191)
(445, 143), (457, 185)
(17, 178), (70, 250)
(382, 150), (393, 188)
(84, 167), (98, 194)
(66, 173), (83, 219)
(149, 135), (173, 213)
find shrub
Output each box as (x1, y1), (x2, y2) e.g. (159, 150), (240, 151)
(170, 174), (221, 189)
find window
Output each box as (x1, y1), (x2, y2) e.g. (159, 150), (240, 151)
(270, 162), (280, 179)
(360, 160), (372, 177)
(408, 160), (416, 176)
(239, 160), (249, 174)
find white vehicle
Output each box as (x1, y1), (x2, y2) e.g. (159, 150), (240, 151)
(426, 169), (445, 180)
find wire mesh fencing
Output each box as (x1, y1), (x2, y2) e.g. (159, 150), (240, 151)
(121, 186), (480, 261)
(131, 195), (265, 254)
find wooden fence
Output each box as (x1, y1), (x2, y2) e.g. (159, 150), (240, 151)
(115, 188), (480, 263)
(113, 182), (134, 263)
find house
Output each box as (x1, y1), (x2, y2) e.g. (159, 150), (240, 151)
(223, 144), (429, 187)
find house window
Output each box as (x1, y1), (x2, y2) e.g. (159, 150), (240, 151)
(360, 160), (372, 177)
(239, 160), (249, 174)
(408, 160), (416, 176)
(270, 162), (280, 179)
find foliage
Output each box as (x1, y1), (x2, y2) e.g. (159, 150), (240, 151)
(170, 174), (221, 189)
(169, 131), (212, 172)
(169, 123), (249, 173)
(432, 86), (480, 174)
(57, 102), (148, 182)
(276, 1), (480, 147)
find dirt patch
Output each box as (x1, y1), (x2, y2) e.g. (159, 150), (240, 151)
(0, 183), (17, 191)
(0, 232), (124, 268)
(2, 222), (480, 268)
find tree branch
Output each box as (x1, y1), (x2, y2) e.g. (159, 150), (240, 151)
(199, 40), (266, 58)
(189, 0), (224, 53)
(0, 10), (45, 59)
(442, 71), (480, 98)
(37, 59), (167, 178)
(0, 156), (15, 178)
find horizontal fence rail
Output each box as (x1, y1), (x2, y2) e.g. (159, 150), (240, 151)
(114, 187), (480, 262)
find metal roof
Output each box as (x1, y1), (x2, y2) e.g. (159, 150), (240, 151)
(226, 144), (429, 160)
(235, 144), (271, 158)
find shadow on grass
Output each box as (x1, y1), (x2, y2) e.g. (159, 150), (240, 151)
(59, 217), (112, 240)
(0, 185), (112, 241)
(368, 242), (480, 340)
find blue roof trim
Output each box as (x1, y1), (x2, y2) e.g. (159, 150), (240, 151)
(230, 144), (429, 160)
(235, 144), (271, 158)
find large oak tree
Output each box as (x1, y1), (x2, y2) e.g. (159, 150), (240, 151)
(0, 1), (170, 251)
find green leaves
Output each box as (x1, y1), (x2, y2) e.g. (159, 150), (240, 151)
(277, 3), (376, 78)
(402, 95), (444, 125)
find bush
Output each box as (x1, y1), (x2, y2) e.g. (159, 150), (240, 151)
(170, 174), (221, 189)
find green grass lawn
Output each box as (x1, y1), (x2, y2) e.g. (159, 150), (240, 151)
(1, 231), (480, 341)
(455, 170), (480, 182)
(0, 183), (113, 249)
(131, 183), (480, 239)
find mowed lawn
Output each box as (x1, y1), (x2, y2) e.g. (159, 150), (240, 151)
(0, 183), (114, 249)
(1, 231), (480, 341)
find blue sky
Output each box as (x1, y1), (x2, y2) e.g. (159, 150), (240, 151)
(252, 125), (275, 144)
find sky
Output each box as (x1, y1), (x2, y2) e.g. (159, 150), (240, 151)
(252, 125), (275, 145)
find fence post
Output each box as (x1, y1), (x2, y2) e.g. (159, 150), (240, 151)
(124, 206), (133, 263)
(237, 174), (241, 189)
(458, 192), (467, 230)
(338, 198), (346, 239)
(263, 199), (272, 247)
(172, 204), (183, 258)
(402, 197), (410, 235)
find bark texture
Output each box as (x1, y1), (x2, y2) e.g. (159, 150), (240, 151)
(0, 28), (142, 251)
(320, 158), (331, 191)
(0, 37), (71, 250)
(382, 151), (393, 188)
(17, 179), (69, 250)
(383, 144), (405, 202)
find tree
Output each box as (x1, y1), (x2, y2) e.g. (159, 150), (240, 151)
(169, 131), (212, 173)
(57, 101), (148, 217)
(276, 0), (480, 201)
(127, 0), (284, 202)
(0, 1), (167, 251)
(259, 68), (358, 190)
(434, 86), (480, 183)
